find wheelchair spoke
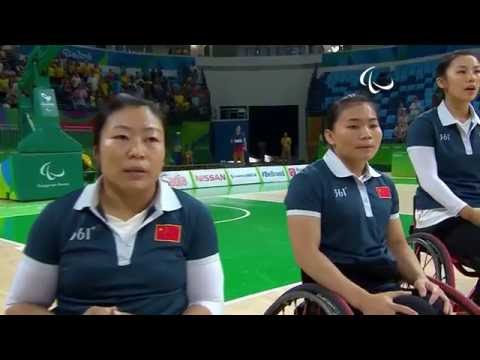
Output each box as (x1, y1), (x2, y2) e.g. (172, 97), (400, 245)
(422, 253), (433, 270)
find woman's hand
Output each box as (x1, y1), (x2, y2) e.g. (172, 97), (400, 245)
(413, 277), (452, 314)
(83, 306), (131, 315)
(358, 291), (418, 315)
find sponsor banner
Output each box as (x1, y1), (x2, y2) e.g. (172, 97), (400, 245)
(285, 164), (308, 180)
(161, 171), (194, 190)
(258, 166), (288, 183)
(191, 169), (229, 188)
(226, 167), (260, 185)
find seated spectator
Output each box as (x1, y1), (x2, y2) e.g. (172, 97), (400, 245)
(71, 72), (82, 89)
(397, 102), (407, 118)
(95, 90), (105, 107)
(61, 78), (74, 108)
(134, 83), (144, 99)
(152, 79), (165, 103)
(111, 74), (122, 95)
(394, 116), (408, 143)
(397, 106), (409, 125)
(120, 70), (130, 89)
(92, 64), (101, 78)
(67, 60), (76, 76)
(72, 83), (89, 110)
(78, 62), (89, 80)
(99, 77), (110, 99)
(408, 96), (422, 123)
(89, 92), (97, 109)
(87, 72), (99, 94)
(174, 90), (190, 112)
(106, 69), (115, 82)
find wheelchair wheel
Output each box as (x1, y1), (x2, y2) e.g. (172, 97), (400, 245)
(264, 283), (354, 315)
(408, 233), (455, 287)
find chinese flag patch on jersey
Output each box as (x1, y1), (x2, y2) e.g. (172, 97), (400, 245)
(155, 224), (182, 243)
(376, 186), (392, 199)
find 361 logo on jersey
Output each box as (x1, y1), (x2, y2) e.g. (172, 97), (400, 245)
(334, 187), (347, 198)
(440, 133), (451, 141)
(69, 226), (96, 241)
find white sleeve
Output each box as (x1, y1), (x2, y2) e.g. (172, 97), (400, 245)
(407, 146), (467, 215)
(5, 254), (58, 309)
(186, 253), (224, 315)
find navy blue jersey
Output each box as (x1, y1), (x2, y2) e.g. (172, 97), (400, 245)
(24, 179), (218, 315)
(406, 101), (480, 210)
(285, 149), (399, 265)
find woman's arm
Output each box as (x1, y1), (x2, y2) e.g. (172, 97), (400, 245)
(184, 253), (224, 315)
(407, 147), (480, 224)
(407, 146), (467, 215)
(386, 218), (452, 314)
(4, 255), (58, 315)
(288, 215), (370, 309)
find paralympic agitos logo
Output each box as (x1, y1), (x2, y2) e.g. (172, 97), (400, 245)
(359, 66), (394, 94)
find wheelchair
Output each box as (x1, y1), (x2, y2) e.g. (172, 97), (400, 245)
(266, 197), (480, 315)
(408, 199), (480, 311)
(264, 277), (480, 315)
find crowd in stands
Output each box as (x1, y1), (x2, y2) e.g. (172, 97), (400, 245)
(0, 46), (212, 121)
(47, 56), (212, 119)
(0, 46), (26, 109)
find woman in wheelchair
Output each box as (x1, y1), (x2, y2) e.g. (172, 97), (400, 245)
(406, 51), (480, 304)
(284, 94), (451, 315)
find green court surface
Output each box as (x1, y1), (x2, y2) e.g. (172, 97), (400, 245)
(0, 180), (416, 302)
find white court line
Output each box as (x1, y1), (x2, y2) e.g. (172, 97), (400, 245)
(225, 282), (301, 305)
(0, 238), (24, 251)
(209, 204), (251, 224)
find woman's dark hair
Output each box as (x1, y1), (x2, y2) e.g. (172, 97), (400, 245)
(322, 93), (378, 142)
(433, 50), (479, 107)
(92, 93), (165, 147)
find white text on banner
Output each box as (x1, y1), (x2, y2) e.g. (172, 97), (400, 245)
(226, 167), (261, 185)
(258, 166), (288, 183)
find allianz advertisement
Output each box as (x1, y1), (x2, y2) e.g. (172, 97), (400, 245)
(191, 169), (228, 188)
(11, 153), (83, 201)
(161, 171), (194, 190)
(258, 166), (287, 183)
(226, 167), (260, 185)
